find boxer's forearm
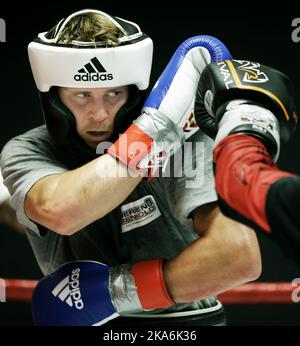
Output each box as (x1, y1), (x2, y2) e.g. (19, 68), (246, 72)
(25, 154), (142, 235)
(163, 207), (262, 302)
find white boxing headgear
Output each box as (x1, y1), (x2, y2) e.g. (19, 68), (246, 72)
(28, 9), (153, 91)
(26, 9), (153, 150)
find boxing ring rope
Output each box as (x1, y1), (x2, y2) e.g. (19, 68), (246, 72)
(2, 279), (298, 304)
(4, 279), (37, 302)
(218, 282), (296, 304)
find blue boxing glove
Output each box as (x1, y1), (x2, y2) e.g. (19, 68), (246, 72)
(32, 259), (174, 326)
(108, 35), (232, 179)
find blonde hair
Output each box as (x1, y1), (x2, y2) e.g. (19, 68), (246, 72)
(46, 13), (127, 46)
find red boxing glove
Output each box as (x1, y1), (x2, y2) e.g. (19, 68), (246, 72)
(214, 133), (294, 232)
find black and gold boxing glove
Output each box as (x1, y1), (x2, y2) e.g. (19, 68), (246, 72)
(195, 59), (297, 160)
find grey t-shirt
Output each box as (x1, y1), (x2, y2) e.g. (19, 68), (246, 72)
(0, 125), (218, 312)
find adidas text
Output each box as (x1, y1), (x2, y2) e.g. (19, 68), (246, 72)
(74, 73), (113, 82)
(69, 268), (84, 310)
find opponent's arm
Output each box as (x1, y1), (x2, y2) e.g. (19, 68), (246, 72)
(195, 60), (299, 249)
(25, 36), (232, 236)
(214, 134), (300, 259)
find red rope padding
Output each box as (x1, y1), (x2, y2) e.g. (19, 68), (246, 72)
(1, 280), (299, 304)
(218, 282), (296, 304)
(4, 279), (37, 302)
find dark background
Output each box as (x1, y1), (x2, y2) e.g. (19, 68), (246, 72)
(0, 0), (300, 325)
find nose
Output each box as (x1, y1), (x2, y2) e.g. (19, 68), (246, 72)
(88, 101), (109, 123)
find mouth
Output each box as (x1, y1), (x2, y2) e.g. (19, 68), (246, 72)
(86, 130), (112, 139)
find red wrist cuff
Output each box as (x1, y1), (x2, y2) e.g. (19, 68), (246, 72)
(107, 123), (153, 173)
(131, 258), (175, 310)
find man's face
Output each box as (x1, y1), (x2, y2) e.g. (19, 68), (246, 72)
(58, 86), (129, 149)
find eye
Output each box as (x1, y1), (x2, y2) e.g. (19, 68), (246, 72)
(107, 90), (121, 97)
(76, 92), (91, 99)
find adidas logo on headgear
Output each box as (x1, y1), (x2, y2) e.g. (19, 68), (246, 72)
(52, 268), (84, 310)
(74, 57), (113, 82)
